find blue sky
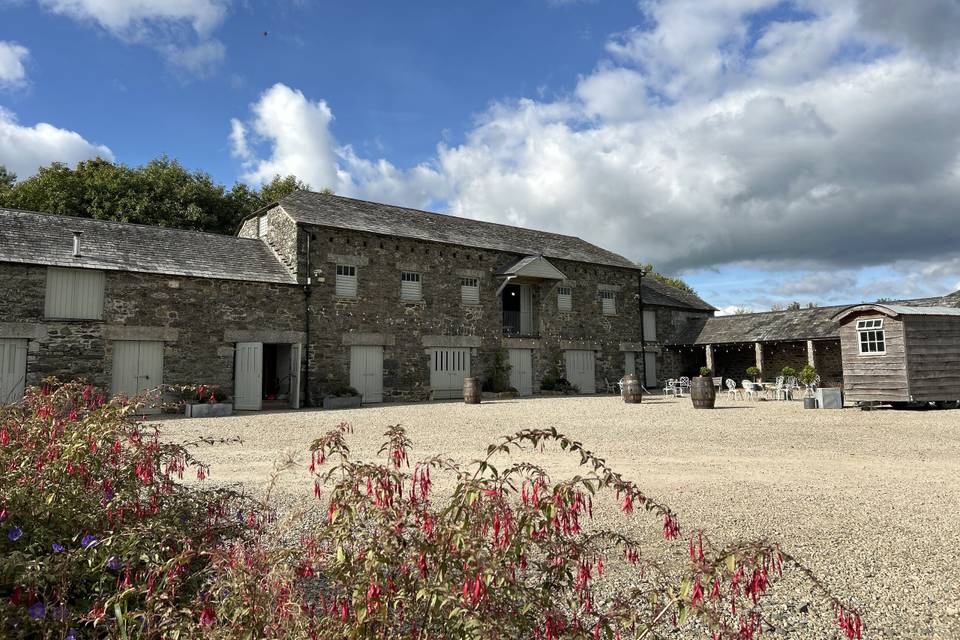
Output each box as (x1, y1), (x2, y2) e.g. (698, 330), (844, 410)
(3, 0), (960, 313)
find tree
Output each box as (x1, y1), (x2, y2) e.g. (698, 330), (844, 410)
(732, 306), (751, 315)
(0, 157), (313, 235)
(641, 263), (696, 295)
(0, 166), (15, 198)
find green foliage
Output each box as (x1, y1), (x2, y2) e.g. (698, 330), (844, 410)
(0, 166), (15, 197)
(482, 349), (513, 393)
(699, 367), (712, 377)
(324, 384), (360, 398)
(641, 263), (696, 295)
(799, 365), (817, 386)
(781, 366), (798, 379)
(0, 158), (311, 235)
(746, 366), (761, 380)
(539, 347), (578, 394)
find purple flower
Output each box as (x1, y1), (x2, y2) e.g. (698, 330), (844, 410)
(52, 542), (65, 553)
(66, 629), (77, 640)
(106, 556), (122, 572)
(51, 604), (69, 621)
(80, 533), (96, 549)
(27, 601), (45, 620)
(8, 526), (22, 541)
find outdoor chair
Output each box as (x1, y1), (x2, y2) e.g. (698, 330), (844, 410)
(725, 378), (742, 400)
(662, 379), (675, 395)
(713, 376), (723, 391)
(741, 379), (758, 400)
(676, 376), (691, 397)
(604, 377), (619, 394)
(785, 376), (800, 400)
(773, 376), (787, 400)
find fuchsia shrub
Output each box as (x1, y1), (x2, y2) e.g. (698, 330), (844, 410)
(1, 381), (862, 638)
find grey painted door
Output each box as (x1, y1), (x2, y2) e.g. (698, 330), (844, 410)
(430, 348), (470, 399)
(111, 340), (163, 412)
(289, 343), (302, 409)
(234, 342), (263, 410)
(644, 352), (658, 387)
(350, 345), (384, 404)
(0, 338), (27, 405)
(508, 348), (533, 396)
(564, 349), (596, 394)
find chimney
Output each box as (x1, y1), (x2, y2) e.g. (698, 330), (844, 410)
(72, 231), (82, 257)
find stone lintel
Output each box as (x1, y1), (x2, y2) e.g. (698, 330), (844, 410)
(560, 340), (600, 352)
(342, 333), (397, 347)
(223, 330), (306, 344)
(422, 335), (482, 348)
(501, 337), (541, 349)
(103, 325), (179, 342)
(0, 322), (47, 340)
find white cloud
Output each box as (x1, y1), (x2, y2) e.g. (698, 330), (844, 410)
(36, 0), (228, 74)
(0, 107), (113, 178)
(0, 41), (29, 88)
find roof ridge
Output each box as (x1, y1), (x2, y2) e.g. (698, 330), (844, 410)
(285, 190), (634, 264)
(0, 207), (265, 244)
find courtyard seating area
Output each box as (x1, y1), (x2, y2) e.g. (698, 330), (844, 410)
(159, 395), (960, 639)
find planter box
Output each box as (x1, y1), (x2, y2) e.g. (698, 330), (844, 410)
(323, 396), (362, 410)
(816, 388), (843, 409)
(481, 391), (518, 400)
(185, 403), (233, 418)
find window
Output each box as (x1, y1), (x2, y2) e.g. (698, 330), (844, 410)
(335, 264), (357, 297)
(460, 277), (480, 304)
(45, 267), (105, 320)
(400, 271), (422, 301)
(257, 215), (268, 237)
(643, 309), (657, 341)
(856, 318), (886, 354)
(600, 289), (616, 316)
(557, 286), (572, 312)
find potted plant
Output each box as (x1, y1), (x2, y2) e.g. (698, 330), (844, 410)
(183, 384), (233, 418)
(746, 366), (761, 382)
(799, 365), (818, 409)
(691, 367), (716, 409)
(481, 350), (516, 399)
(322, 384), (362, 410)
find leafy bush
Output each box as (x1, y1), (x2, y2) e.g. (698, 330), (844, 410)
(799, 365), (817, 387)
(746, 366), (761, 381)
(324, 384), (360, 398)
(781, 366), (798, 379)
(699, 367), (712, 377)
(0, 379), (250, 638)
(481, 350), (512, 393)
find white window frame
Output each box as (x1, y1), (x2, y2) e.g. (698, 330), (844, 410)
(460, 277), (480, 305)
(856, 318), (886, 355)
(257, 214), (269, 238)
(44, 267), (105, 320)
(557, 286), (572, 312)
(600, 289), (616, 316)
(400, 271), (422, 301)
(335, 264), (357, 297)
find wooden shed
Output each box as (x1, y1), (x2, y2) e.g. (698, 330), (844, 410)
(834, 304), (960, 406)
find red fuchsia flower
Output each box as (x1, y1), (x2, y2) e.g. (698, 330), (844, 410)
(199, 606), (216, 626)
(691, 576), (704, 608)
(622, 493), (634, 514)
(663, 513), (680, 539)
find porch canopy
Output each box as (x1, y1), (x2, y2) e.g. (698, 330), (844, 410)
(495, 254), (566, 294)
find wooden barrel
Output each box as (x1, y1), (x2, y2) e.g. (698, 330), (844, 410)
(463, 377), (482, 404)
(690, 376), (716, 409)
(622, 374), (642, 403)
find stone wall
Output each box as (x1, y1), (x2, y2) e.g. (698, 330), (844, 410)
(763, 341), (809, 380)
(0, 262), (303, 394)
(813, 339), (843, 387)
(712, 344), (757, 382)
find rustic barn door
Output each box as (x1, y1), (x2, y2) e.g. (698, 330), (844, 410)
(644, 352), (658, 387)
(430, 348), (471, 399)
(289, 343), (302, 409)
(0, 338), (27, 405)
(564, 350), (596, 394)
(234, 342), (263, 410)
(111, 340), (164, 412)
(508, 348), (533, 396)
(350, 345), (384, 404)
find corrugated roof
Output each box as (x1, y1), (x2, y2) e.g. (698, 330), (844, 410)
(0, 208), (296, 284)
(673, 291), (960, 345)
(278, 191), (639, 269)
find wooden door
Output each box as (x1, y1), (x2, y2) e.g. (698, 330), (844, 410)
(564, 350), (595, 394)
(234, 342), (263, 410)
(644, 352), (658, 387)
(430, 348), (471, 399)
(508, 348), (533, 396)
(111, 340), (163, 412)
(350, 345), (384, 404)
(0, 338), (27, 405)
(289, 343), (302, 409)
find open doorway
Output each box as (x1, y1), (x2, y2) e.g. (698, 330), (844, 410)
(234, 342), (302, 410)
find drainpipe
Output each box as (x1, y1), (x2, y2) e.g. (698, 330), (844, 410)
(303, 231), (312, 407)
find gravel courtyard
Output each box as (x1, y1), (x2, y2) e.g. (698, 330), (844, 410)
(157, 395), (960, 639)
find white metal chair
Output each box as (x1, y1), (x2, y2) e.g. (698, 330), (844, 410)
(662, 379), (676, 396)
(713, 376), (723, 391)
(741, 379), (758, 400)
(785, 376), (801, 400)
(676, 376), (691, 397)
(725, 379), (742, 400)
(773, 376), (787, 400)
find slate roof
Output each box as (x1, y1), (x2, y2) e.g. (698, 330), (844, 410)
(642, 277), (715, 311)
(671, 291), (960, 345)
(834, 304), (960, 319)
(277, 191), (639, 269)
(0, 208), (296, 284)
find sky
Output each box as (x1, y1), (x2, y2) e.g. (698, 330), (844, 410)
(3, 0), (960, 313)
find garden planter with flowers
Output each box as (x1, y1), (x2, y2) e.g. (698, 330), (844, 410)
(322, 383), (362, 409)
(182, 384), (232, 417)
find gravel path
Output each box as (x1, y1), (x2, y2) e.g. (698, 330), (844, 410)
(157, 395), (960, 639)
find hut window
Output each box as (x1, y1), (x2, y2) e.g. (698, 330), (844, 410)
(460, 277), (480, 305)
(257, 215), (269, 237)
(600, 289), (616, 316)
(400, 271), (422, 301)
(856, 318), (885, 354)
(335, 265), (357, 297)
(557, 286), (572, 312)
